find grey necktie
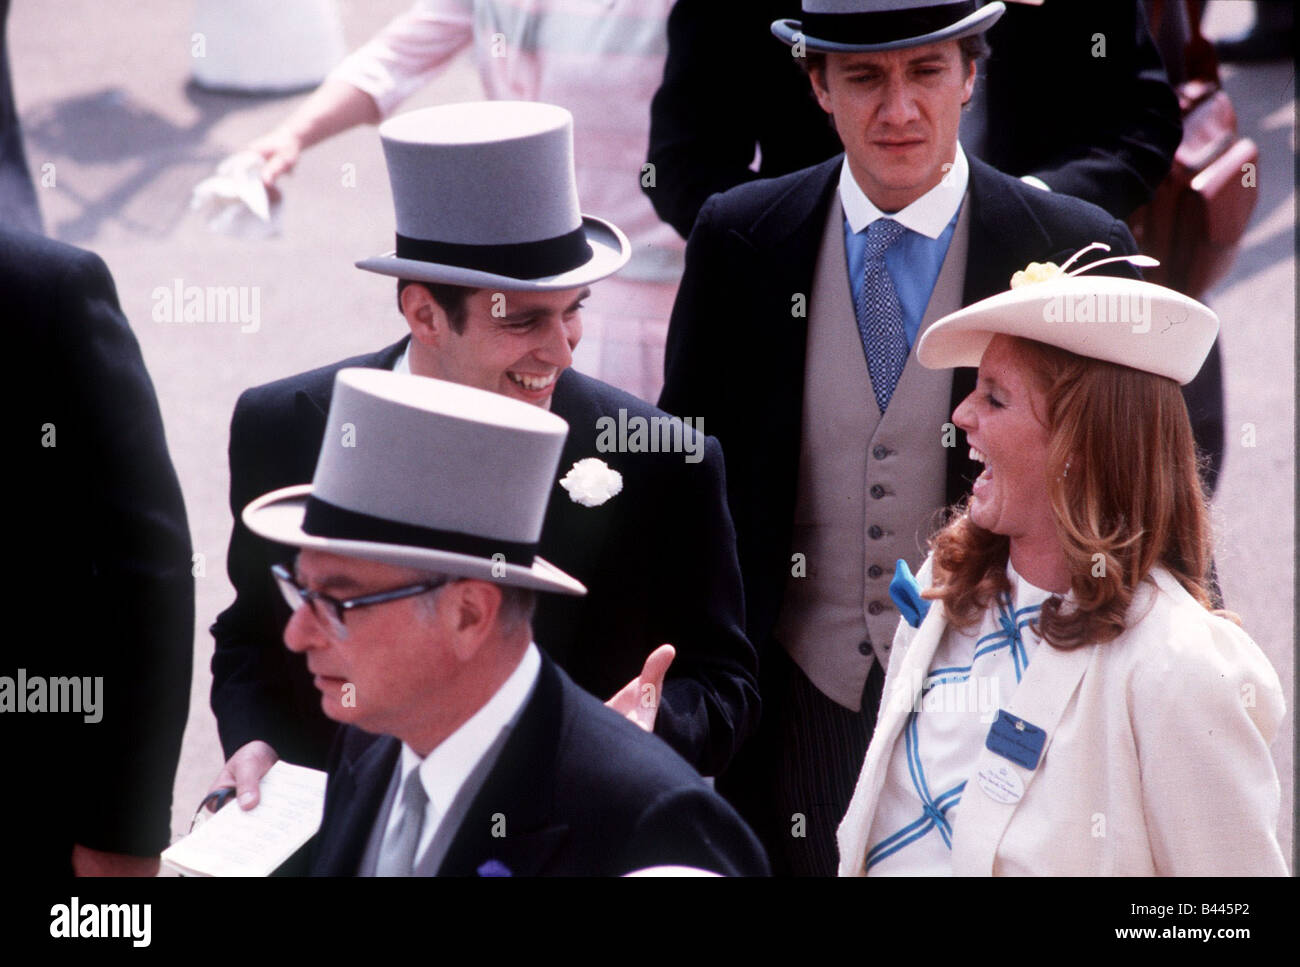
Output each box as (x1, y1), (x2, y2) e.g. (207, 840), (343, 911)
(856, 218), (909, 412)
(374, 768), (428, 877)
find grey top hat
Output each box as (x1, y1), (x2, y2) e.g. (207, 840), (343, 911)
(772, 0), (1004, 53)
(356, 101), (631, 291)
(243, 368), (586, 595)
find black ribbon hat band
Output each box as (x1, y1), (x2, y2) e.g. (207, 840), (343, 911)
(801, 0), (978, 46)
(302, 496), (537, 567)
(395, 225), (594, 281)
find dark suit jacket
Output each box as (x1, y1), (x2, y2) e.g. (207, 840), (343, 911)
(211, 357), (758, 777)
(658, 154), (1142, 661)
(4, 226), (193, 873)
(309, 654), (769, 876)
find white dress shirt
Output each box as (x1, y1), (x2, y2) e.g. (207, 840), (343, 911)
(838, 144), (968, 346)
(838, 142), (970, 239)
(371, 642), (541, 873)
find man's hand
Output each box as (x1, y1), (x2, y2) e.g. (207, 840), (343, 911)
(208, 740), (279, 811)
(72, 845), (159, 877)
(606, 645), (676, 733)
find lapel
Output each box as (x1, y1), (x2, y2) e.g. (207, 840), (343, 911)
(963, 157), (1089, 304)
(434, 655), (572, 876)
(542, 370), (619, 573)
(746, 157), (843, 466)
(840, 596), (1097, 877)
(297, 338), (409, 422)
(312, 731), (402, 876)
(950, 639), (1096, 876)
(838, 597), (949, 873)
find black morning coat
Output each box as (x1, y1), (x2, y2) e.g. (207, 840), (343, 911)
(309, 652), (769, 876)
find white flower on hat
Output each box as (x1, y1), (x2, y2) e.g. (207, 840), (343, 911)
(1009, 243), (1159, 290)
(560, 457), (623, 507)
(1010, 261), (1061, 288)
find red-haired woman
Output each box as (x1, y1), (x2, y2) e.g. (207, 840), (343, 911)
(837, 254), (1287, 876)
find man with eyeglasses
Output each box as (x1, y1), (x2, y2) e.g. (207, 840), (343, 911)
(239, 368), (766, 875)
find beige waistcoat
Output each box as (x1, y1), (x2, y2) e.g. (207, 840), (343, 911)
(775, 196), (971, 710)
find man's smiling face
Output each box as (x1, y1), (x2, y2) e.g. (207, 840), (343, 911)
(420, 285), (588, 408)
(810, 40), (974, 212)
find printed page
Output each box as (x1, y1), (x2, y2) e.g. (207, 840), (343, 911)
(162, 762), (327, 877)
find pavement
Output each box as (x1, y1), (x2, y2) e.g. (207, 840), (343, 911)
(7, 0), (1294, 868)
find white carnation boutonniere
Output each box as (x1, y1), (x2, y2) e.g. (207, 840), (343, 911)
(559, 457), (624, 507)
(1009, 243), (1159, 289)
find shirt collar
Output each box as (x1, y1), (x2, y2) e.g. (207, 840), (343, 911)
(392, 344), (411, 375)
(839, 143), (969, 239)
(398, 642), (541, 818)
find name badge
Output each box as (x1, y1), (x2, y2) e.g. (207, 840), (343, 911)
(985, 710), (1046, 770)
(977, 762), (1024, 804)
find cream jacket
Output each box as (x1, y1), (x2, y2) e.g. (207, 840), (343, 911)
(838, 558), (1288, 876)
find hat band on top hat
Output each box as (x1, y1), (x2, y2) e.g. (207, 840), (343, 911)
(395, 225), (594, 281)
(802, 0), (977, 46)
(302, 495), (537, 566)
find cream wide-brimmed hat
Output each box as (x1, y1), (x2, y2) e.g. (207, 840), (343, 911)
(243, 369), (586, 596)
(916, 246), (1219, 385)
(772, 0), (1004, 53)
(356, 102), (630, 291)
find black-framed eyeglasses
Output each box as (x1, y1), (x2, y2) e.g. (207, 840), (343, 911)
(271, 563), (451, 640)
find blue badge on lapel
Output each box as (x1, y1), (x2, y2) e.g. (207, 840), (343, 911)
(985, 710), (1046, 770)
(476, 859), (512, 877)
(890, 559), (931, 628)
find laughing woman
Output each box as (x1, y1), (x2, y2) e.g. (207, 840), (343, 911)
(837, 253), (1287, 876)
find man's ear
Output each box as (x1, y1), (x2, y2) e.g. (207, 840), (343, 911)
(400, 283), (445, 348)
(809, 64), (834, 115)
(961, 57), (976, 106)
(445, 580), (503, 662)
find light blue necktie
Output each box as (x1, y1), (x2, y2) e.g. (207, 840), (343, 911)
(856, 218), (909, 412)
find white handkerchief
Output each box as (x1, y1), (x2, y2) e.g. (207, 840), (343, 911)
(190, 151), (282, 238)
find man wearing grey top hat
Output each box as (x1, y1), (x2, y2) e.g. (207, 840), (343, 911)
(209, 102), (758, 816)
(241, 369), (766, 875)
(659, 0), (1142, 874)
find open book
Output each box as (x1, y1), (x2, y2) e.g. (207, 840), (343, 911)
(162, 761), (327, 877)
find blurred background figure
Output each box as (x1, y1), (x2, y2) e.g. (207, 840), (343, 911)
(189, 0), (345, 94)
(0, 0), (41, 232)
(1213, 0), (1293, 62)
(242, 0), (681, 401)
